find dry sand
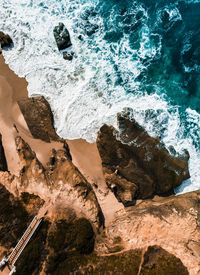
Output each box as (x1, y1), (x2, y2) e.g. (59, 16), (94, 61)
(0, 54), (123, 225)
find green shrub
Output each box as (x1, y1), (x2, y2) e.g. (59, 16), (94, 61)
(73, 218), (95, 254)
(20, 192), (39, 204)
(46, 218), (95, 274)
(0, 185), (30, 248)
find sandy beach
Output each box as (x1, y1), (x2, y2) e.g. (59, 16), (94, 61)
(0, 54), (123, 225)
(0, 55), (64, 174)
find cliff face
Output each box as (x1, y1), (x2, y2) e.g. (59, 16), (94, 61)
(97, 110), (190, 205)
(95, 190), (200, 274)
(0, 93), (196, 274)
(48, 148), (104, 228)
(0, 134), (7, 171)
(0, 135), (104, 230)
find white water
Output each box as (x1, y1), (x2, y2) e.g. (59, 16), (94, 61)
(1, 0), (200, 194)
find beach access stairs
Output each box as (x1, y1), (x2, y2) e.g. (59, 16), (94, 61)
(0, 205), (48, 274)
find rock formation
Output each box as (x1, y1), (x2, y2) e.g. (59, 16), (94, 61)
(18, 96), (61, 143)
(53, 22), (72, 51)
(0, 135), (104, 230)
(48, 148), (104, 229)
(96, 189), (200, 274)
(97, 110), (190, 205)
(16, 136), (48, 190)
(0, 31), (13, 49)
(0, 134), (8, 171)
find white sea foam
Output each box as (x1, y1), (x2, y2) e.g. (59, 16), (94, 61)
(0, 0), (200, 194)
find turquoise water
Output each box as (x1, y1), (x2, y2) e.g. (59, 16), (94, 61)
(99, 0), (200, 144)
(0, 0), (200, 193)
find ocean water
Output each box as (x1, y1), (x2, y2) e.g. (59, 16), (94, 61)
(0, 0), (200, 194)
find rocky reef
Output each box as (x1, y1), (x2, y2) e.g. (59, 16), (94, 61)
(97, 110), (190, 206)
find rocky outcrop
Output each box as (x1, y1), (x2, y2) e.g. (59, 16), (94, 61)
(16, 136), (48, 190)
(0, 136), (103, 230)
(95, 190), (200, 274)
(53, 22), (72, 50)
(97, 110), (190, 205)
(48, 148), (104, 229)
(0, 31), (13, 49)
(0, 134), (7, 171)
(18, 96), (61, 143)
(105, 172), (138, 206)
(53, 23), (74, 60)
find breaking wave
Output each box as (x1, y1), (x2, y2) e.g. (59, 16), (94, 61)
(1, 0), (200, 194)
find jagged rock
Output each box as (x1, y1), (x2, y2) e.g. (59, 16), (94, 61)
(0, 31), (13, 49)
(15, 136), (48, 189)
(0, 134), (8, 171)
(97, 110), (190, 205)
(18, 96), (61, 143)
(3, 136), (104, 229)
(105, 172), (138, 206)
(53, 22), (72, 51)
(97, 190), (200, 274)
(49, 148), (104, 229)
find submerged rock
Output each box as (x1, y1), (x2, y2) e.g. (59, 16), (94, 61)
(53, 22), (72, 51)
(63, 51), (74, 60)
(18, 96), (61, 143)
(0, 134), (8, 171)
(97, 110), (190, 205)
(0, 31), (13, 49)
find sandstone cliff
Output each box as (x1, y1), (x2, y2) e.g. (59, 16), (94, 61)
(95, 190), (200, 274)
(0, 135), (104, 231)
(0, 93), (195, 274)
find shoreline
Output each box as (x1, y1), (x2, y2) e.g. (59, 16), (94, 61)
(0, 54), (123, 225)
(0, 52), (199, 275)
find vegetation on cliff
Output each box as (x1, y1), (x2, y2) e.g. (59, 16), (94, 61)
(0, 184), (30, 249)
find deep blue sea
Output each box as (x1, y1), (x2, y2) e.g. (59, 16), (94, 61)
(0, 0), (200, 193)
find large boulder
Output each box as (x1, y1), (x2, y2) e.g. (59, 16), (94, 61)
(0, 134), (8, 171)
(53, 23), (72, 51)
(97, 110), (190, 205)
(0, 31), (13, 49)
(18, 96), (61, 143)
